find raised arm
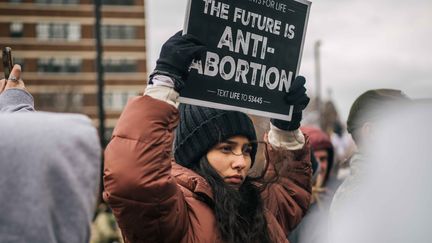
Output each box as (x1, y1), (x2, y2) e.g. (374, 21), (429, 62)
(262, 125), (312, 234)
(103, 31), (205, 242)
(262, 76), (312, 235)
(103, 95), (190, 242)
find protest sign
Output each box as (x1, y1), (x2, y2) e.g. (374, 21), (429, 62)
(182, 0), (311, 120)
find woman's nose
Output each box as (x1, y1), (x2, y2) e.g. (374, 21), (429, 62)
(232, 155), (247, 170)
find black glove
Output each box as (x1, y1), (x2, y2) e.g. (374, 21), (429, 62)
(150, 31), (206, 91)
(271, 76), (310, 131)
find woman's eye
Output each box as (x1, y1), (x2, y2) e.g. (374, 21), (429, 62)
(220, 145), (233, 153)
(242, 145), (253, 154)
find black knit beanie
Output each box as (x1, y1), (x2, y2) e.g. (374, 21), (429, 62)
(174, 104), (257, 168)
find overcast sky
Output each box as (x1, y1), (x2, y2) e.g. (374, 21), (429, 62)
(146, 0), (432, 120)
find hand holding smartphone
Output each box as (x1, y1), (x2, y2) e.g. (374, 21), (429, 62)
(0, 48), (25, 93)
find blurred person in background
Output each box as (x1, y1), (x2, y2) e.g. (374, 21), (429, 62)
(0, 65), (101, 243)
(329, 89), (411, 241)
(302, 126), (335, 194)
(289, 126), (336, 243)
(329, 98), (431, 243)
(330, 122), (355, 181)
(330, 89), (410, 211)
(103, 31), (312, 243)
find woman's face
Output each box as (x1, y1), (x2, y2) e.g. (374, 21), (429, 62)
(314, 149), (329, 188)
(206, 135), (253, 189)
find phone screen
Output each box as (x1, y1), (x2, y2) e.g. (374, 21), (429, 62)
(2, 47), (13, 79)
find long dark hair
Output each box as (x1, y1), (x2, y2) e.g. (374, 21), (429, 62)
(191, 156), (272, 243)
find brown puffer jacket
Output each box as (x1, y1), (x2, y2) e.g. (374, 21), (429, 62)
(103, 96), (312, 243)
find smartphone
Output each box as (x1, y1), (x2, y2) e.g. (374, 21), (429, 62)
(2, 47), (13, 79)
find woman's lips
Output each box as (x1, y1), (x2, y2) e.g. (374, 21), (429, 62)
(225, 175), (243, 185)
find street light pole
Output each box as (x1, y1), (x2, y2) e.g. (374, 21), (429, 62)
(314, 40), (322, 126)
(94, 0), (106, 148)
(94, 0), (106, 203)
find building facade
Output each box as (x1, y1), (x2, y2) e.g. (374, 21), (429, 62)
(0, 0), (147, 139)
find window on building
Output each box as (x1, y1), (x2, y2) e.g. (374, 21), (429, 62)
(51, 23), (67, 39)
(37, 23), (49, 40)
(104, 91), (139, 111)
(37, 94), (56, 110)
(10, 22), (23, 38)
(101, 25), (136, 40)
(35, 0), (79, 4)
(37, 93), (83, 112)
(102, 0), (134, 5)
(68, 24), (81, 41)
(61, 93), (83, 112)
(103, 59), (137, 73)
(37, 23), (81, 41)
(37, 58), (82, 73)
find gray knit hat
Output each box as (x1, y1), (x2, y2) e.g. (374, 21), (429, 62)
(174, 104), (257, 168)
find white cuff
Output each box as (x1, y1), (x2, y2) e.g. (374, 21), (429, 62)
(150, 75), (175, 88)
(268, 123), (305, 150)
(144, 85), (179, 108)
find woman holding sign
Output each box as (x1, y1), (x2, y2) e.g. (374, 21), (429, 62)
(103, 31), (311, 243)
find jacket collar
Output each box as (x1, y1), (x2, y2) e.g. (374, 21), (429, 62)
(171, 161), (214, 201)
